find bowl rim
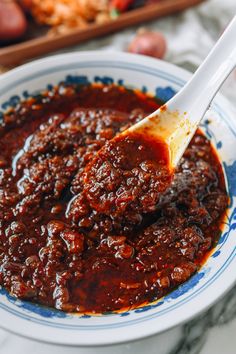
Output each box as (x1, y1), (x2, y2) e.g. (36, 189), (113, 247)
(0, 51), (235, 346)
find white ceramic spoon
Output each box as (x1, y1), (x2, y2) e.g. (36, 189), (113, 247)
(127, 15), (236, 169)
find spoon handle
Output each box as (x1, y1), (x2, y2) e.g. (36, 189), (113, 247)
(174, 15), (236, 119)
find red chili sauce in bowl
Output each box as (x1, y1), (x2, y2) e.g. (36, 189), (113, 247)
(0, 83), (228, 313)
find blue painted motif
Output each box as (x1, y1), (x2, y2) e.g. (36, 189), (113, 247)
(120, 312), (130, 317)
(0, 287), (67, 318)
(212, 250), (221, 258)
(141, 86), (148, 94)
(117, 79), (124, 86)
(80, 314), (92, 319)
(94, 76), (114, 85)
(200, 119), (214, 140)
(0, 72), (176, 115)
(224, 161), (236, 198)
(133, 273), (205, 314)
(165, 273), (205, 301)
(155, 86), (176, 101)
(47, 84), (54, 91)
(1, 95), (21, 110)
(64, 75), (90, 86)
(218, 207), (236, 248)
(23, 90), (30, 99)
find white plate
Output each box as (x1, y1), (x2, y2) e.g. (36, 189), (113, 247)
(0, 51), (235, 346)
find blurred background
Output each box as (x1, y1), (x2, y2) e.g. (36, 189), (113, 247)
(0, 0), (235, 353)
(0, 0), (235, 100)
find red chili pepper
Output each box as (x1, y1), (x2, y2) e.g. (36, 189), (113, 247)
(110, 0), (135, 12)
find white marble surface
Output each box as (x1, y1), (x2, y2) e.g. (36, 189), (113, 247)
(201, 318), (236, 354)
(0, 0), (236, 352)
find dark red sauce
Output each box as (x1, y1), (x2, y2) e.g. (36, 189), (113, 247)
(0, 83), (228, 313)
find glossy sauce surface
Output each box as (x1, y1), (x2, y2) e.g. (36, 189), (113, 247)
(0, 83), (228, 313)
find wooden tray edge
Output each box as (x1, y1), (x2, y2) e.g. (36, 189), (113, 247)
(0, 0), (206, 66)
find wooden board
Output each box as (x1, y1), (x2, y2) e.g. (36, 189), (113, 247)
(0, 0), (205, 66)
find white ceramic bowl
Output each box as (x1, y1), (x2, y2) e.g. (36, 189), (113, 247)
(0, 51), (235, 346)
